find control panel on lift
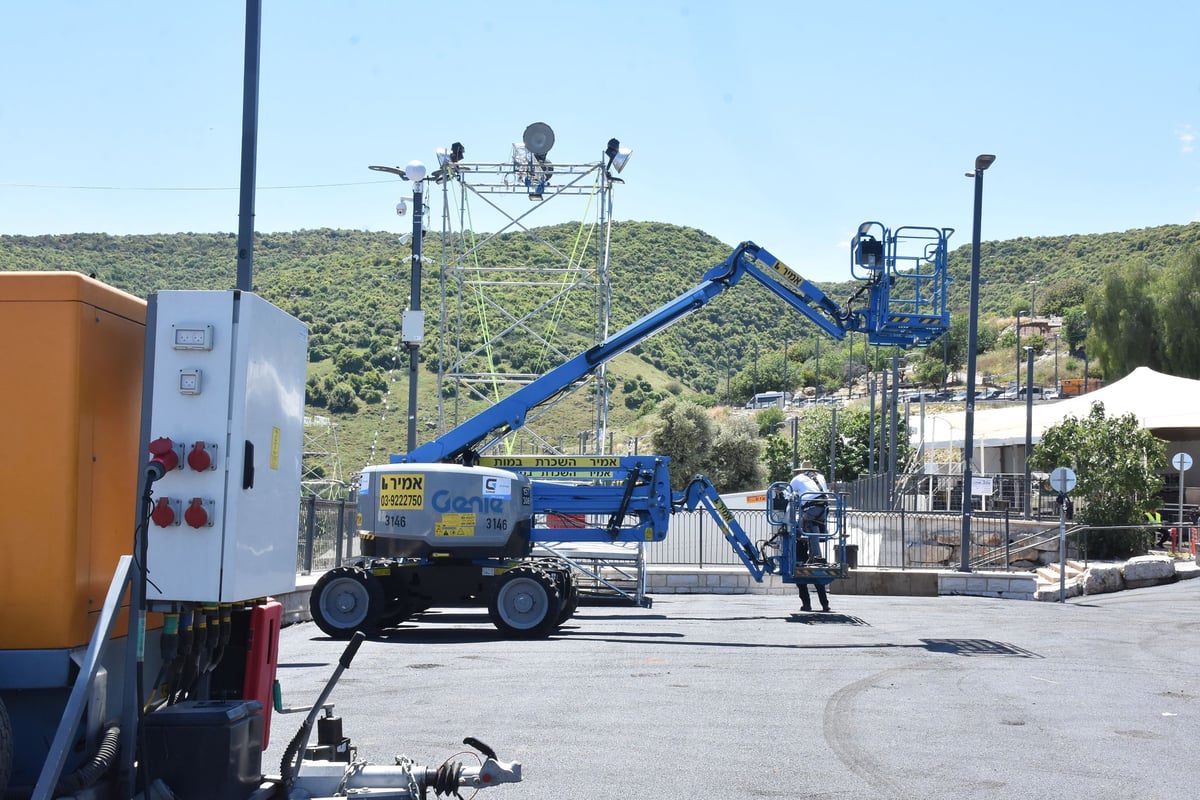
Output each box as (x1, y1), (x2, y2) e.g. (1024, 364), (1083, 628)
(143, 291), (308, 603)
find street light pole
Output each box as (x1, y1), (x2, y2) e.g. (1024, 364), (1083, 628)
(961, 153), (996, 572)
(1015, 310), (1025, 395)
(1024, 346), (1034, 519)
(369, 159), (428, 454)
(405, 166), (426, 453)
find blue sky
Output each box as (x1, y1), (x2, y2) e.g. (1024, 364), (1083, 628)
(2, 0), (1198, 281)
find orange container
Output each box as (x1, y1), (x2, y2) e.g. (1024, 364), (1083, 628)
(0, 272), (146, 649)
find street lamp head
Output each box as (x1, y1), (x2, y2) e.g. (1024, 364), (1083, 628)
(975, 154), (996, 171)
(405, 160), (427, 182)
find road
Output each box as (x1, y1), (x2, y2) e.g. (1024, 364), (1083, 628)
(266, 578), (1200, 800)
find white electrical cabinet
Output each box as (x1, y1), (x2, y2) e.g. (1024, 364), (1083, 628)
(144, 291), (308, 603)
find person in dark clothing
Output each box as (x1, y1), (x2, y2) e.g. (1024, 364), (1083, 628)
(795, 536), (830, 612)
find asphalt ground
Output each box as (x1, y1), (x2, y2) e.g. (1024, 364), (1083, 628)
(265, 578), (1200, 800)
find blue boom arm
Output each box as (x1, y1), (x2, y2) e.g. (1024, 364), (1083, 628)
(396, 227), (951, 466)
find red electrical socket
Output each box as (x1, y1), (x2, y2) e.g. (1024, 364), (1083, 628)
(184, 497), (213, 528)
(150, 497), (180, 527)
(187, 441), (216, 471)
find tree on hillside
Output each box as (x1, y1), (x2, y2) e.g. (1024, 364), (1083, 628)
(793, 406), (911, 483)
(1039, 277), (1089, 316)
(1060, 306), (1089, 354)
(941, 316), (1001, 374)
(754, 406), (785, 437)
(649, 399), (765, 492)
(1158, 247), (1200, 378)
(1030, 402), (1165, 558)
(708, 417), (762, 492)
(650, 399), (714, 490)
(763, 435), (794, 484)
(1087, 260), (1163, 379)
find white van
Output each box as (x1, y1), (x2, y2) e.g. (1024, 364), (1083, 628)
(746, 391), (791, 409)
(1004, 386), (1048, 401)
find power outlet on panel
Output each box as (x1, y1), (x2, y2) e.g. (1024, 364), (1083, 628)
(186, 441), (219, 472)
(150, 497), (183, 527)
(183, 497), (216, 529)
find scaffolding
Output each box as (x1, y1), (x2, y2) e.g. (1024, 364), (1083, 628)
(432, 133), (626, 455)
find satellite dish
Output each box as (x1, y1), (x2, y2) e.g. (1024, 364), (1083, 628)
(522, 122), (555, 157)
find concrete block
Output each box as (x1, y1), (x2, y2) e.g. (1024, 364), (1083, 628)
(1122, 556), (1176, 588)
(1081, 564), (1124, 595)
(966, 577), (989, 593)
(665, 573), (700, 587)
(939, 576), (968, 594)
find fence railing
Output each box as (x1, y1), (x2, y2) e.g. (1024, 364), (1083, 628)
(296, 494), (1195, 576)
(643, 507), (1026, 569)
(847, 470), (1076, 518)
(296, 495), (360, 574)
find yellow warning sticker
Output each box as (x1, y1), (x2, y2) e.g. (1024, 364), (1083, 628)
(435, 513), (476, 537)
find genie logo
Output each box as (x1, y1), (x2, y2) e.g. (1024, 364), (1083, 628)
(432, 490), (506, 514)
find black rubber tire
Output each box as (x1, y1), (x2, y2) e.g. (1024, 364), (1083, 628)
(487, 566), (563, 638)
(556, 573), (580, 626)
(309, 566), (384, 639)
(0, 695), (11, 799)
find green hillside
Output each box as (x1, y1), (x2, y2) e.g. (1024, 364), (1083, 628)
(4, 220), (1200, 480)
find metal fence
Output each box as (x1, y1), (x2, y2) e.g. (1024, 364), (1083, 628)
(643, 506), (1025, 569)
(298, 493), (1184, 575)
(295, 494), (360, 574)
(846, 470), (1065, 517)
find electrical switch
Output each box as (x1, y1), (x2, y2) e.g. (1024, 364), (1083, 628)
(187, 441), (218, 472)
(184, 497), (215, 529)
(150, 497), (181, 527)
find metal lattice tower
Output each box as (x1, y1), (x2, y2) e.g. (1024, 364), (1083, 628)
(431, 133), (626, 455)
(302, 414), (349, 498)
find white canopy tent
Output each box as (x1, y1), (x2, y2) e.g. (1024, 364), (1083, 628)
(913, 367), (1200, 453)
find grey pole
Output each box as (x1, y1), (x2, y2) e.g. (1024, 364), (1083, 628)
(889, 354), (899, 502)
(1015, 310), (1022, 395)
(829, 405), (838, 486)
(235, 0), (261, 292)
(406, 179), (424, 452)
(960, 154), (996, 572)
(867, 377), (877, 473)
(1059, 499), (1067, 602)
(1024, 347), (1034, 519)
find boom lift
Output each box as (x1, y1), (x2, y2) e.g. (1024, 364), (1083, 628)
(310, 223), (953, 638)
